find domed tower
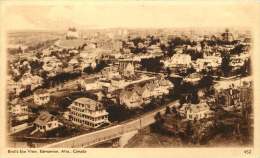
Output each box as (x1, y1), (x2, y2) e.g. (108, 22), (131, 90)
(221, 28), (234, 42)
(66, 27), (79, 40)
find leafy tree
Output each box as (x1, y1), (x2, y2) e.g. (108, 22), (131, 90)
(165, 106), (171, 114)
(221, 54), (232, 77)
(230, 44), (245, 55)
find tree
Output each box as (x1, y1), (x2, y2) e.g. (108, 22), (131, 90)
(221, 54), (232, 77)
(230, 44), (245, 55)
(165, 106), (171, 114)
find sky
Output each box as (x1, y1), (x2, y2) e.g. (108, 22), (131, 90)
(1, 2), (260, 31)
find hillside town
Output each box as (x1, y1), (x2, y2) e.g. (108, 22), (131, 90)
(7, 28), (253, 147)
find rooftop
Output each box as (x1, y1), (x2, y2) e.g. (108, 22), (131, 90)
(33, 111), (56, 126)
(73, 97), (103, 111)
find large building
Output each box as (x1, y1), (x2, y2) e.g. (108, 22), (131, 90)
(68, 98), (109, 128)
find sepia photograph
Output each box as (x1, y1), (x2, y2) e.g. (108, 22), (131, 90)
(0, 1), (260, 158)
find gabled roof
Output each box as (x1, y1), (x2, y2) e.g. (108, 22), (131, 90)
(34, 111), (56, 126)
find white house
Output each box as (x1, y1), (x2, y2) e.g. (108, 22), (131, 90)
(33, 89), (50, 105)
(196, 56), (222, 71)
(164, 54), (191, 68)
(10, 99), (29, 121)
(33, 111), (62, 133)
(68, 98), (109, 128)
(80, 77), (102, 91)
(186, 102), (213, 121)
(230, 55), (246, 68)
(119, 90), (143, 109)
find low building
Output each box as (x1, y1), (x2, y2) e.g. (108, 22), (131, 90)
(33, 111), (61, 133)
(183, 72), (202, 85)
(186, 102), (213, 121)
(33, 89), (50, 105)
(68, 98), (109, 128)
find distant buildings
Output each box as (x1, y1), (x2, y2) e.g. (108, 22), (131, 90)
(68, 98), (109, 128)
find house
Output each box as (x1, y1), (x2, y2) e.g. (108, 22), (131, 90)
(183, 72), (202, 84)
(118, 59), (138, 78)
(101, 66), (120, 79)
(10, 99), (29, 121)
(33, 111), (61, 133)
(33, 89), (50, 105)
(119, 90), (143, 109)
(186, 102), (213, 121)
(68, 58), (79, 67)
(229, 55), (246, 68)
(140, 85), (152, 104)
(7, 78), (22, 95)
(19, 72), (43, 90)
(164, 54), (191, 68)
(215, 82), (252, 112)
(79, 48), (104, 70)
(157, 77), (174, 94)
(196, 56), (222, 71)
(68, 98), (109, 128)
(80, 77), (102, 91)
